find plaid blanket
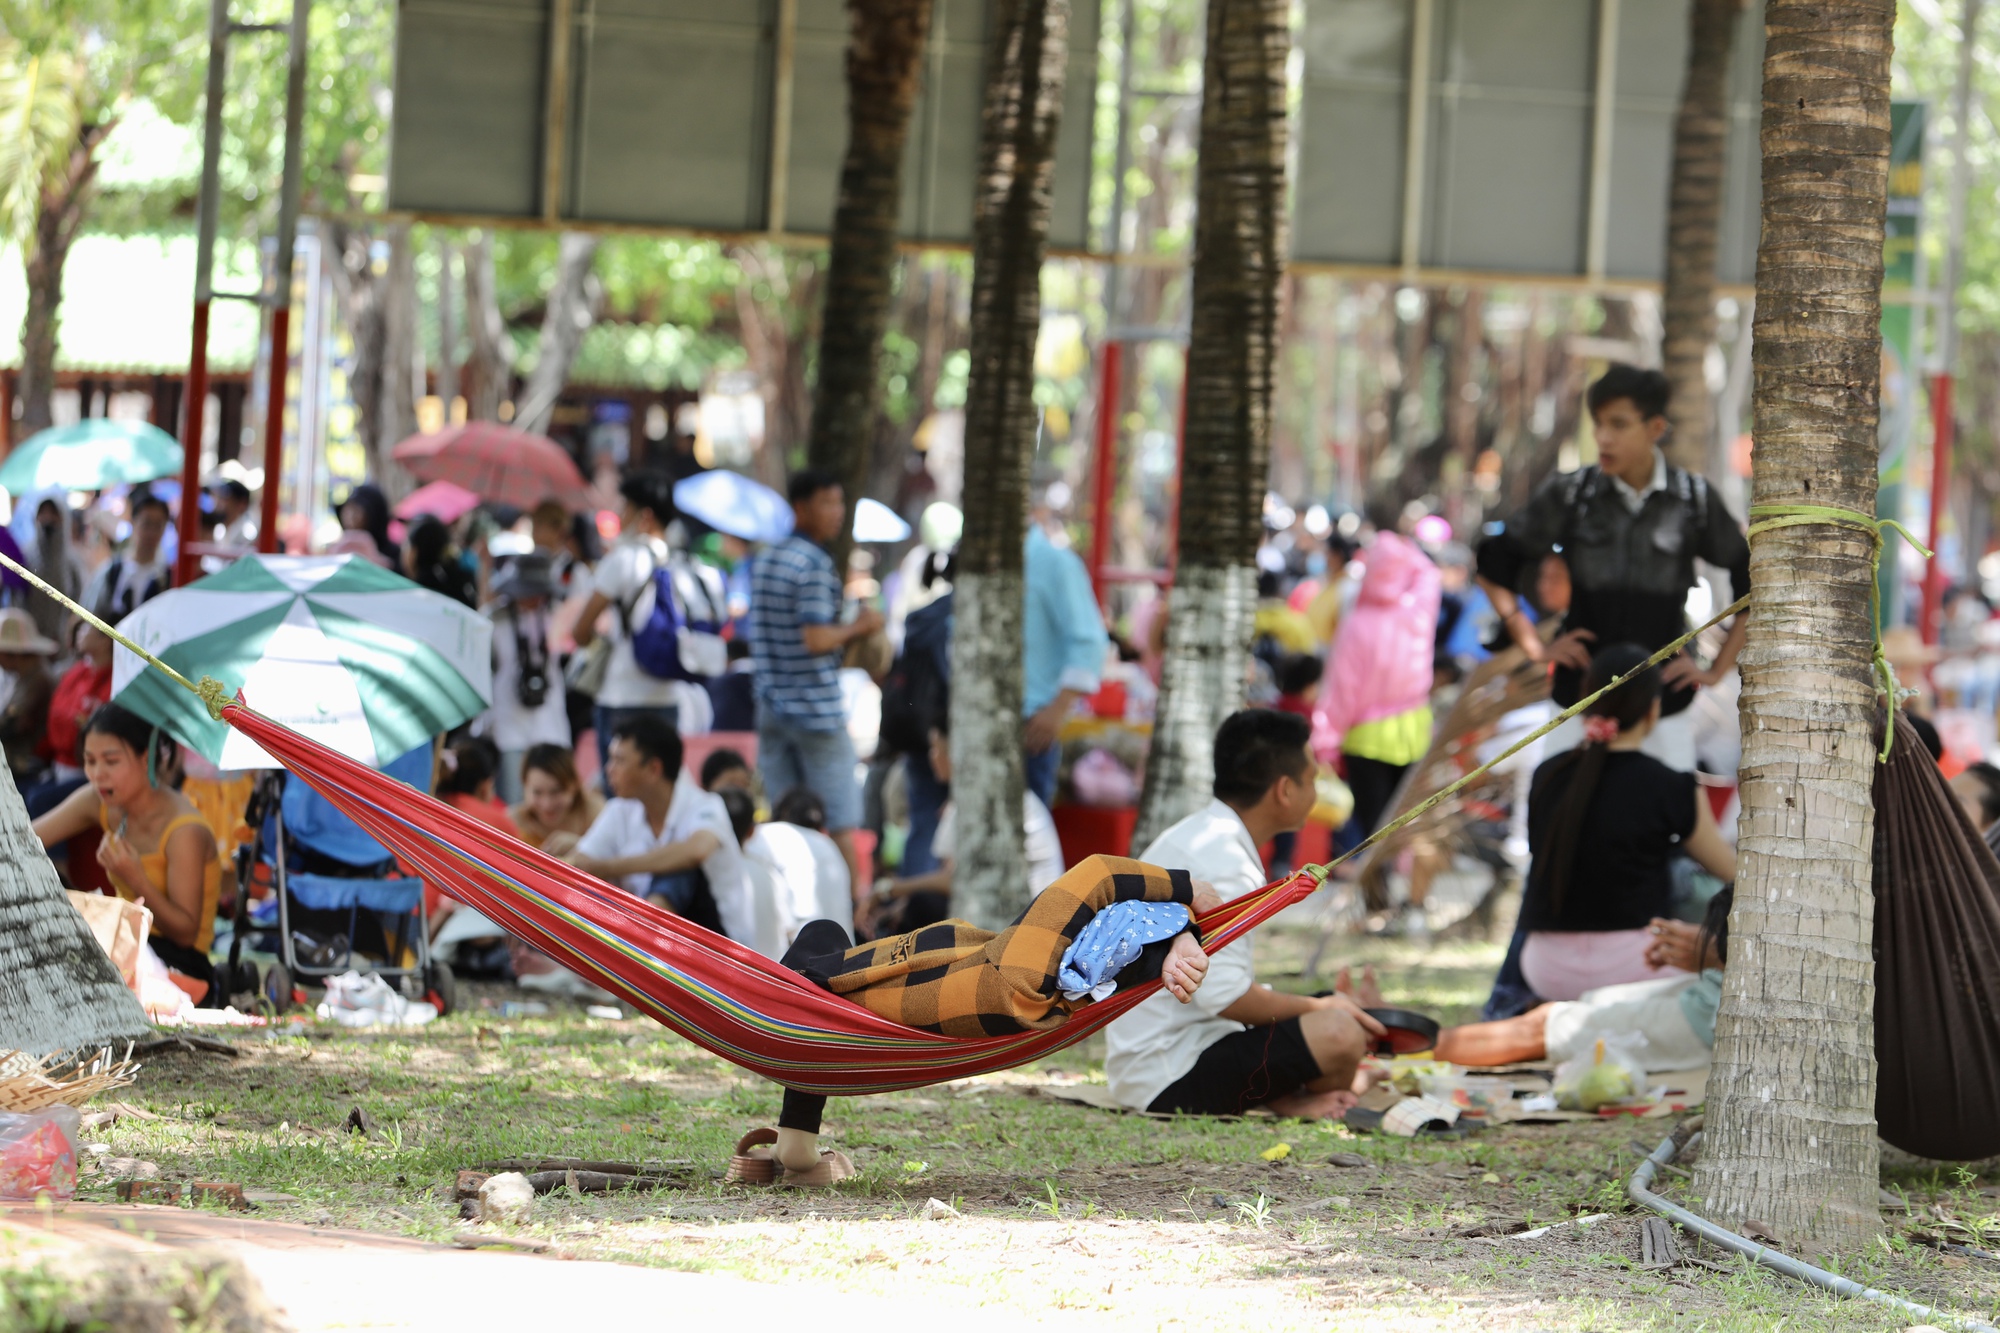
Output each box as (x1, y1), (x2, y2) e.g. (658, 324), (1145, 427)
(803, 855), (1195, 1037)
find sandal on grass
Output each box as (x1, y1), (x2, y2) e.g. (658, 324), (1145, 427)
(724, 1128), (779, 1185)
(779, 1149), (855, 1188)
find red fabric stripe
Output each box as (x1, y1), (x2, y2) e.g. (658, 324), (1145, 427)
(224, 703), (1323, 1093)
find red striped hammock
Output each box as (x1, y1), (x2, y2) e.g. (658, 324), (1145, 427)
(229, 702), (1326, 1095)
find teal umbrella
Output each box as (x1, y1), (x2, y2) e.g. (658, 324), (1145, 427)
(0, 420), (184, 495)
(112, 553), (493, 770)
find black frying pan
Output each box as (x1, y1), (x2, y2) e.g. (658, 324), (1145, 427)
(1364, 1007), (1442, 1056)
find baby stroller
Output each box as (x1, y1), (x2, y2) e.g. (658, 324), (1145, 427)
(221, 742), (455, 1015)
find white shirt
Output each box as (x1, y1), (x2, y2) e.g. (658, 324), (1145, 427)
(86, 552), (171, 622)
(933, 792), (1065, 894)
(1608, 450), (1668, 515)
(742, 855), (790, 960)
(591, 536), (677, 708)
(744, 821), (854, 954)
(476, 603), (571, 752)
(1104, 798), (1267, 1110)
(575, 776), (752, 942)
(748, 821), (852, 933)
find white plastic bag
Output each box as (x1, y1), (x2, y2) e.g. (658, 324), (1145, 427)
(1552, 1033), (1648, 1111)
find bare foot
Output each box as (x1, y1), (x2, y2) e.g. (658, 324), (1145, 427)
(1265, 1088), (1359, 1120)
(1333, 965), (1386, 1008)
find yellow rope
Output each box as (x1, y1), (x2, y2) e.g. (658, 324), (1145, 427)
(1746, 502), (1930, 762)
(0, 549), (235, 720)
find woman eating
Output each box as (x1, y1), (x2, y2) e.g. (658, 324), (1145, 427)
(33, 704), (222, 999)
(509, 743), (604, 850)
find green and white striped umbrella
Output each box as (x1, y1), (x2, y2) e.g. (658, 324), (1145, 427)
(113, 554), (492, 770)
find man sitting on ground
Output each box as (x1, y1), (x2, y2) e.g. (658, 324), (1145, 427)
(558, 715), (751, 943)
(1106, 708), (1384, 1116)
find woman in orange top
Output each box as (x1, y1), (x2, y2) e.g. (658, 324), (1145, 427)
(509, 743), (602, 851)
(34, 704), (220, 997)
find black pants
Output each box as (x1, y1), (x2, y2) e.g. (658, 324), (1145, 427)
(151, 934), (219, 1007)
(1344, 754), (1411, 836)
(776, 919), (854, 1135)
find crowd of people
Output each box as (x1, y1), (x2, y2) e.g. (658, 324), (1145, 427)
(16, 360), (1992, 1132)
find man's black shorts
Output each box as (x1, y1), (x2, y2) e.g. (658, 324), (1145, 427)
(1145, 1018), (1324, 1116)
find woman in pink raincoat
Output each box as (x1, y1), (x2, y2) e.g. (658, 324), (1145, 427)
(1314, 528), (1441, 838)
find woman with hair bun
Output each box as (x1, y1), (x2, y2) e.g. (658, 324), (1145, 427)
(1514, 643), (1736, 1001)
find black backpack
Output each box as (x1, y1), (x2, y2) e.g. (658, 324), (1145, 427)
(879, 592), (953, 757)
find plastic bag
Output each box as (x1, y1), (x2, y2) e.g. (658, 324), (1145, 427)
(1552, 1034), (1647, 1112)
(0, 1105), (80, 1201)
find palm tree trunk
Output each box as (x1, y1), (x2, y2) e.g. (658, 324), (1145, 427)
(1661, 0), (1745, 474)
(0, 765), (151, 1052)
(806, 0), (936, 570)
(1690, 0), (1894, 1256)
(1131, 0), (1289, 852)
(512, 232), (602, 437)
(948, 0), (1070, 931)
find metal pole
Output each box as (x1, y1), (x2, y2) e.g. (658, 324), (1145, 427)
(255, 0), (311, 556)
(1398, 0), (1435, 276)
(176, 0), (232, 584)
(766, 0), (797, 235)
(1087, 341), (1123, 606)
(1584, 0), (1621, 283)
(1923, 0), (1981, 645)
(540, 0), (576, 225)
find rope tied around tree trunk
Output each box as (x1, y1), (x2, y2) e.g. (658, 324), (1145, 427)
(1746, 502), (1932, 762)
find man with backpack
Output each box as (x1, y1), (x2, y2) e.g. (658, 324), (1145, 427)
(85, 487), (173, 625)
(1475, 364), (1750, 774)
(749, 470), (884, 891)
(572, 471), (729, 782)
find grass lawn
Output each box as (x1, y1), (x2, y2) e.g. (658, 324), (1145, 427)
(75, 929), (2000, 1331)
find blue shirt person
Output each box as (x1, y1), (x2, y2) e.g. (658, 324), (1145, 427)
(1022, 520), (1110, 806)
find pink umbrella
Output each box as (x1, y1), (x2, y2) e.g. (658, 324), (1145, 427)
(391, 423), (593, 511)
(394, 479), (483, 524)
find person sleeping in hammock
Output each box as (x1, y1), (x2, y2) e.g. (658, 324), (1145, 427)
(736, 853), (1222, 1186)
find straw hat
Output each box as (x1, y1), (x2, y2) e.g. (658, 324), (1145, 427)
(0, 607), (59, 656)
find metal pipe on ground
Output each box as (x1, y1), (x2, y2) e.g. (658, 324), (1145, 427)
(1627, 1127), (1998, 1333)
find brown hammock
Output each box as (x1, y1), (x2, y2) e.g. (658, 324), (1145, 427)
(1873, 712), (2000, 1161)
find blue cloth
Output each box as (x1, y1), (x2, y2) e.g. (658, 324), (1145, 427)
(1024, 526), (1108, 717)
(749, 534), (846, 729)
(1023, 741), (1060, 808)
(901, 748), (949, 876)
(1058, 900), (1191, 1002)
(274, 742), (433, 868)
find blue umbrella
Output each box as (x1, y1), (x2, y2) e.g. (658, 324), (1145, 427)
(673, 470), (793, 543)
(0, 420), (184, 495)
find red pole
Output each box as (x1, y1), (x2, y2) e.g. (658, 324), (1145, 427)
(1087, 340), (1123, 607)
(1922, 370), (1953, 645)
(176, 300), (213, 585)
(256, 304), (291, 554)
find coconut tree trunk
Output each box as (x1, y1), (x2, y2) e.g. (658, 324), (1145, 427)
(462, 230), (513, 423)
(1690, 0), (1894, 1256)
(513, 232), (602, 437)
(948, 0), (1069, 931)
(0, 765), (150, 1052)
(15, 125), (108, 438)
(806, 0), (936, 570)
(375, 225), (422, 498)
(1660, 0), (1745, 474)
(1131, 0), (1289, 851)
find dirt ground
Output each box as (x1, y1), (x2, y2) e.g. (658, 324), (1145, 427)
(46, 931), (2000, 1331)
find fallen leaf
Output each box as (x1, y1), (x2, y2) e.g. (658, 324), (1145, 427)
(1260, 1143), (1292, 1162)
(1481, 1172), (1501, 1184)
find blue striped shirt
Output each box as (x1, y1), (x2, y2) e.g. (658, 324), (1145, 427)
(749, 535), (845, 729)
